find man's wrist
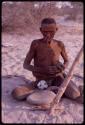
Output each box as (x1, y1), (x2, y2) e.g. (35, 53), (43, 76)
(63, 61), (69, 69)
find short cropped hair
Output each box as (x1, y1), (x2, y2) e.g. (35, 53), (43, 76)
(41, 18), (56, 25)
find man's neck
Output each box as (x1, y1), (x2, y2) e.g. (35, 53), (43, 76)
(42, 38), (53, 44)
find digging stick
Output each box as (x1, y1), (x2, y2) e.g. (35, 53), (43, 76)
(49, 46), (83, 114)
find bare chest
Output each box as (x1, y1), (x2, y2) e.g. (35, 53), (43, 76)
(36, 42), (61, 58)
(34, 41), (61, 66)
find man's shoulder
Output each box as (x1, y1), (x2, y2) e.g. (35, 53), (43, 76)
(31, 39), (42, 47)
(32, 38), (42, 42)
(54, 39), (64, 48)
(32, 39), (42, 45)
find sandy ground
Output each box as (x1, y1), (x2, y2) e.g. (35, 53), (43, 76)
(2, 20), (84, 123)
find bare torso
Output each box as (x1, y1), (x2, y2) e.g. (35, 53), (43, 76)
(24, 38), (68, 80)
(34, 39), (63, 67)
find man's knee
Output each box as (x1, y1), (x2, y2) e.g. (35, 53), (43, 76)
(75, 85), (83, 104)
(64, 80), (80, 99)
(11, 85), (34, 100)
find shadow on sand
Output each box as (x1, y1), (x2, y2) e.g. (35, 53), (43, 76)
(2, 75), (35, 111)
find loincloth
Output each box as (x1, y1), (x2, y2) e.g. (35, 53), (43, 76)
(35, 73), (66, 88)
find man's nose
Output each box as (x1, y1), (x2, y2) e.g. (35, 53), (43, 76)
(46, 33), (51, 37)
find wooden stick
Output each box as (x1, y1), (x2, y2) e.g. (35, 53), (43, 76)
(49, 46), (83, 114)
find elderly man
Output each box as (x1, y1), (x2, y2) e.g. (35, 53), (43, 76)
(12, 18), (83, 104)
(23, 18), (83, 103)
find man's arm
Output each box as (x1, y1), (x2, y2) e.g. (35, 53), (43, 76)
(23, 41), (36, 72)
(60, 42), (69, 69)
(23, 41), (45, 73)
(23, 53), (34, 71)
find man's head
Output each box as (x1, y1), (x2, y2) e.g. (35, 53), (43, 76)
(40, 18), (58, 42)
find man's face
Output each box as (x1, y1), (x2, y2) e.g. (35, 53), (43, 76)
(41, 30), (56, 42)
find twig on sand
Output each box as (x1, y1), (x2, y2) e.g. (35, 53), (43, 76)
(73, 74), (83, 79)
(48, 46), (83, 115)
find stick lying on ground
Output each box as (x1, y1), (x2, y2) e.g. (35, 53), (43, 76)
(49, 46), (83, 115)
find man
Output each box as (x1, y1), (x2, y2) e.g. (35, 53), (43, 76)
(23, 18), (83, 103)
(23, 18), (68, 81)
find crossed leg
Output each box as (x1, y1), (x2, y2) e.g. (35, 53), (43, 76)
(50, 73), (83, 103)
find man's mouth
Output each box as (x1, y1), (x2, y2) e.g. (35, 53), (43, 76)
(44, 37), (52, 42)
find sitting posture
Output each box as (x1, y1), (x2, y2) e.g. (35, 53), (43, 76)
(13, 18), (83, 104)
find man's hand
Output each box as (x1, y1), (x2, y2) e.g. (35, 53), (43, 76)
(33, 62), (65, 75)
(55, 61), (65, 71)
(45, 62), (65, 75)
(33, 66), (58, 75)
(45, 66), (61, 75)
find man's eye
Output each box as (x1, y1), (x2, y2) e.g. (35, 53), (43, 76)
(44, 32), (54, 33)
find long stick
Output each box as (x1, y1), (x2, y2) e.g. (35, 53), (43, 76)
(49, 46), (83, 114)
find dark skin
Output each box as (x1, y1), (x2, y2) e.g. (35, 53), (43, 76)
(23, 27), (69, 78)
(22, 27), (83, 103)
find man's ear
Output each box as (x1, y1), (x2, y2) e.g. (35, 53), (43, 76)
(56, 27), (58, 31)
(40, 27), (43, 33)
(40, 27), (42, 32)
